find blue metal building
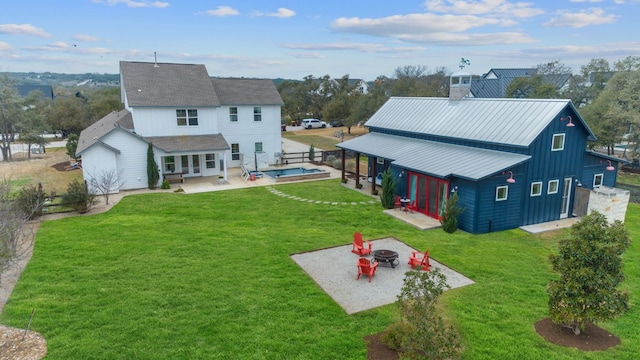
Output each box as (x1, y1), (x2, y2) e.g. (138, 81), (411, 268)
(337, 73), (622, 234)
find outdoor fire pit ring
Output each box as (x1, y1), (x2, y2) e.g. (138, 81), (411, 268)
(373, 249), (399, 268)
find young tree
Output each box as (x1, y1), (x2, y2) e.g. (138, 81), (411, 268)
(380, 168), (397, 209)
(0, 181), (33, 288)
(147, 143), (159, 189)
(86, 169), (123, 205)
(382, 269), (462, 359)
(308, 144), (315, 162)
(547, 211), (631, 335)
(0, 76), (24, 161)
(440, 192), (463, 233)
(66, 133), (79, 159)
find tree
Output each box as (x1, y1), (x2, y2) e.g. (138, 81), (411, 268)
(308, 144), (315, 162)
(536, 60), (572, 75)
(506, 75), (558, 99)
(380, 168), (397, 209)
(86, 169), (123, 205)
(45, 95), (90, 136)
(547, 211), (631, 335)
(147, 143), (159, 189)
(0, 75), (23, 161)
(613, 56), (640, 72)
(66, 133), (79, 159)
(382, 269), (462, 359)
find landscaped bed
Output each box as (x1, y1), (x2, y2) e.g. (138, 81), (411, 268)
(1, 179), (639, 359)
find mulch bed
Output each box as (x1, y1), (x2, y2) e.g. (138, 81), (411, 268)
(365, 332), (399, 360)
(534, 317), (620, 351)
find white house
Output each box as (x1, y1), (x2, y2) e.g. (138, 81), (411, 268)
(77, 61), (284, 192)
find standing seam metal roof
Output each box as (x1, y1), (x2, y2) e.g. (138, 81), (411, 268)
(337, 133), (530, 180)
(365, 97), (571, 147)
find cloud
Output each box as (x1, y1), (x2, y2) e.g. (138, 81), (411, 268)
(206, 6), (239, 16)
(268, 8), (295, 18)
(0, 42), (13, 51)
(544, 8), (617, 28)
(92, 0), (169, 8)
(283, 42), (426, 53)
(73, 34), (101, 42)
(424, 0), (544, 18)
(0, 24), (52, 37)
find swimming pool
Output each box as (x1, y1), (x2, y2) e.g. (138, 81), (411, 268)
(262, 167), (330, 182)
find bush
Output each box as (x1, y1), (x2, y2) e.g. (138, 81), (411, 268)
(62, 179), (95, 214)
(326, 155), (337, 163)
(15, 182), (49, 220)
(440, 192), (463, 233)
(161, 180), (171, 189)
(381, 321), (414, 351)
(380, 168), (397, 209)
(332, 159), (343, 170)
(345, 160), (356, 172)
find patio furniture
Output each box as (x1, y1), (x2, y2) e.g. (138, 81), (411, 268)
(351, 231), (372, 256)
(356, 257), (378, 282)
(394, 196), (402, 210)
(408, 248), (431, 271)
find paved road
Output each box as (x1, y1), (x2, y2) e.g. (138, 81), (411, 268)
(1, 136), (67, 161)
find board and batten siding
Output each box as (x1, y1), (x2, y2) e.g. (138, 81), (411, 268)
(581, 153), (618, 189)
(101, 130), (152, 190)
(127, 107), (219, 137)
(81, 144), (119, 194)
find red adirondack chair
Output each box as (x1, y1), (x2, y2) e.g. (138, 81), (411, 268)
(356, 257), (379, 282)
(351, 231), (372, 256)
(408, 248), (431, 271)
(393, 196), (402, 210)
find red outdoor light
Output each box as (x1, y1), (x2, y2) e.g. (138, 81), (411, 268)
(503, 171), (516, 183)
(560, 116), (575, 127)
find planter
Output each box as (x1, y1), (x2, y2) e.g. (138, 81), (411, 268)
(218, 177), (225, 185)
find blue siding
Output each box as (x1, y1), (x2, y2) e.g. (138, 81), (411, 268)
(581, 154), (618, 188)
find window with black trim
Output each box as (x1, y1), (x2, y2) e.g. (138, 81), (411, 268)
(231, 143), (240, 160)
(552, 133), (565, 151)
(496, 186), (508, 201)
(176, 109), (198, 126)
(254, 107), (262, 121)
(205, 153), (215, 169)
(530, 182), (542, 196)
(594, 173), (603, 187)
(255, 142), (263, 152)
(229, 107), (238, 122)
(548, 179), (559, 194)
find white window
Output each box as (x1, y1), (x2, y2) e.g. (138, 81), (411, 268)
(205, 153), (215, 169)
(530, 182), (542, 197)
(594, 173), (604, 187)
(496, 186), (508, 201)
(255, 142), (263, 152)
(376, 157), (384, 165)
(254, 107), (262, 121)
(177, 109), (198, 126)
(552, 133), (565, 151)
(231, 143), (240, 161)
(229, 107), (238, 122)
(163, 156), (175, 173)
(547, 180), (559, 194)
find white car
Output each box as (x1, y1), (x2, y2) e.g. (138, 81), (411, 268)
(301, 119), (326, 129)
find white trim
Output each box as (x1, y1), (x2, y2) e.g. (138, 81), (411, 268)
(551, 133), (565, 151)
(496, 185), (508, 201)
(547, 179), (559, 194)
(593, 173), (604, 188)
(530, 181), (542, 197)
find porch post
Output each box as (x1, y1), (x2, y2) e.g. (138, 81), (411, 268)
(223, 151), (228, 180)
(371, 157), (377, 195)
(341, 148), (346, 182)
(355, 155), (360, 187)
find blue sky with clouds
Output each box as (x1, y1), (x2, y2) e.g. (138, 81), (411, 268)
(1, 0), (639, 80)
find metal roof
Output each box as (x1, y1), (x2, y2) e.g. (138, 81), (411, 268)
(365, 97), (572, 147)
(338, 133), (530, 181)
(120, 61), (220, 107)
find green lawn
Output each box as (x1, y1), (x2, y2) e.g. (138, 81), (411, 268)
(2, 179), (640, 359)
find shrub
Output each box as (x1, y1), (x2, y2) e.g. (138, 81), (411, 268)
(161, 180), (171, 189)
(62, 179), (95, 214)
(326, 155), (337, 163)
(332, 159), (343, 170)
(15, 182), (48, 219)
(147, 143), (160, 189)
(440, 192), (463, 233)
(345, 160), (356, 172)
(381, 321), (414, 351)
(380, 168), (397, 209)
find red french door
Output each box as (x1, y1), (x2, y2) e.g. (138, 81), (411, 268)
(407, 172), (449, 219)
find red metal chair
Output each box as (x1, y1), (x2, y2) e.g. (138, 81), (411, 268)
(394, 196), (402, 210)
(408, 248), (431, 271)
(351, 231), (372, 256)
(356, 257), (379, 282)
(405, 200), (417, 214)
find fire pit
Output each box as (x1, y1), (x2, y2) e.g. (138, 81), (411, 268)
(373, 249), (399, 268)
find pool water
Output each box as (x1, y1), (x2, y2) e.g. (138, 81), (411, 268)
(262, 167), (324, 179)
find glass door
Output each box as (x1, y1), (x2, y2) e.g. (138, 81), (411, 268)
(180, 155), (201, 176)
(560, 177), (572, 219)
(407, 172), (449, 220)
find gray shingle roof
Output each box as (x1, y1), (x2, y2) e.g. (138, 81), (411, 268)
(338, 133), (530, 181)
(77, 109), (133, 155)
(120, 61), (220, 107)
(144, 134), (230, 153)
(211, 78), (284, 105)
(365, 97), (576, 147)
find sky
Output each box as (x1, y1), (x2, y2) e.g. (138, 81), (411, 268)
(1, 0), (639, 80)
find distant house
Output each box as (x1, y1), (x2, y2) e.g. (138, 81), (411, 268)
(77, 61), (283, 192)
(471, 68), (571, 98)
(337, 72), (623, 234)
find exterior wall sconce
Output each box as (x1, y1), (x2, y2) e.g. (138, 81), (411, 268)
(575, 178), (582, 187)
(502, 171), (516, 183)
(605, 160), (615, 171)
(399, 169), (406, 178)
(560, 116), (575, 127)
(450, 186), (458, 193)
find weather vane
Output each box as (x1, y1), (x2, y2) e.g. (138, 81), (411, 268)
(459, 58), (471, 70)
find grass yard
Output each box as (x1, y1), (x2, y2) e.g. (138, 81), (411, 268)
(2, 179), (640, 359)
